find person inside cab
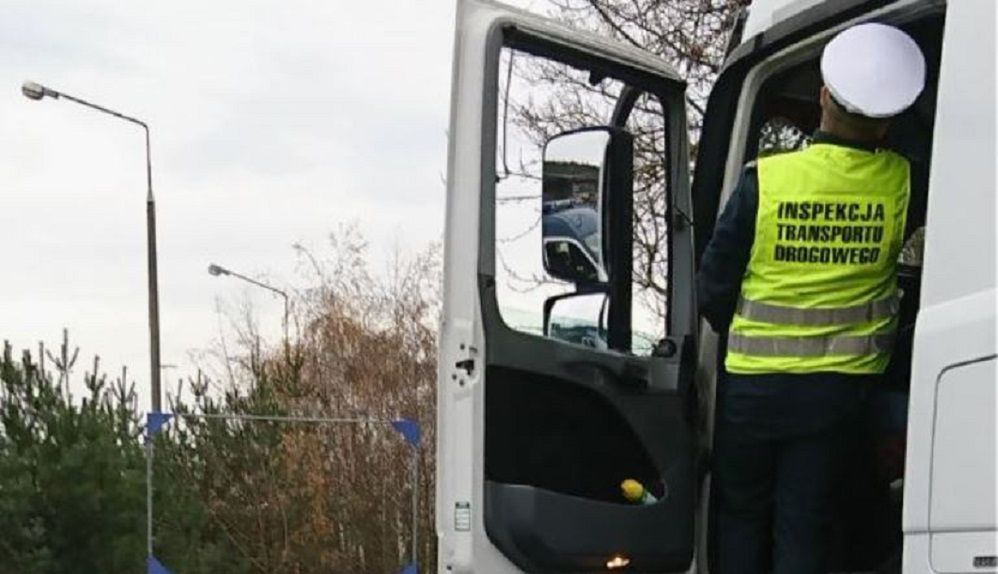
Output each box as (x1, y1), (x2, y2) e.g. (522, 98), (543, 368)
(697, 23), (926, 574)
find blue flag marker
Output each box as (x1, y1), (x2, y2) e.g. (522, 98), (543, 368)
(399, 562), (418, 574)
(148, 555), (172, 574)
(391, 419), (421, 447)
(146, 412), (173, 442)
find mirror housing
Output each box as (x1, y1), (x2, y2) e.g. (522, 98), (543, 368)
(542, 126), (634, 350)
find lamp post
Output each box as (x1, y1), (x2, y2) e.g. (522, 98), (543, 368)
(23, 80), (163, 414)
(208, 263), (290, 351)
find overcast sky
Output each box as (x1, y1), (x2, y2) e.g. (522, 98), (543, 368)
(0, 0), (540, 408)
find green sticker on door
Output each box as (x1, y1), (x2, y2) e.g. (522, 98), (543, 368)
(454, 501), (471, 532)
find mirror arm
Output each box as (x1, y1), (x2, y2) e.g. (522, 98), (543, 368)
(598, 293), (609, 340)
(610, 86), (640, 128)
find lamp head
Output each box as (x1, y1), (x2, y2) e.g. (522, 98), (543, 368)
(207, 264), (229, 277)
(22, 81), (51, 101)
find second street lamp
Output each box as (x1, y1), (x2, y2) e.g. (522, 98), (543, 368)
(208, 263), (290, 352)
(22, 80), (163, 414)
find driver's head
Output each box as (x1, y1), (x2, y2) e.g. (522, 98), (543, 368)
(819, 23), (926, 142)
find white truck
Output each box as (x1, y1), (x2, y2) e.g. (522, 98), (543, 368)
(435, 0), (996, 572)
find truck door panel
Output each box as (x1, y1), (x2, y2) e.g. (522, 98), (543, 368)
(437, 1), (697, 572)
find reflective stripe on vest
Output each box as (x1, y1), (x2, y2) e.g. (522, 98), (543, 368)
(735, 293), (901, 326)
(725, 143), (911, 375)
(728, 331), (896, 357)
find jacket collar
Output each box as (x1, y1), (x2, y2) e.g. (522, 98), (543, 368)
(812, 130), (880, 153)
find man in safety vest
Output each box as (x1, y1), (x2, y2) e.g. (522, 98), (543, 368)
(697, 23), (926, 573)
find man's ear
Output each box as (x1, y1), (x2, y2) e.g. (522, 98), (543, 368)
(819, 85), (831, 110)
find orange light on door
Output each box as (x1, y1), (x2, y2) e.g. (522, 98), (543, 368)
(606, 555), (631, 569)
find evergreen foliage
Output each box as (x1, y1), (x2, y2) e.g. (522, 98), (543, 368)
(0, 344), (145, 573)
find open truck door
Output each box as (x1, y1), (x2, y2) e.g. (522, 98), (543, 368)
(436, 0), (699, 571)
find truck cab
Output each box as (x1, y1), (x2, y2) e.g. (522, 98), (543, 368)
(435, 0), (996, 572)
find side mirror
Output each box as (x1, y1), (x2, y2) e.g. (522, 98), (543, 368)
(542, 128), (611, 286)
(543, 291), (608, 350)
(542, 125), (634, 352)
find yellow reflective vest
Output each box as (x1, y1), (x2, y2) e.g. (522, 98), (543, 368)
(726, 143), (910, 375)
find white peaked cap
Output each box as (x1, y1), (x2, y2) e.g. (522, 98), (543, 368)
(821, 23), (926, 118)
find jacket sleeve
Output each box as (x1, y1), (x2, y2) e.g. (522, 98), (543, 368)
(696, 166), (758, 332)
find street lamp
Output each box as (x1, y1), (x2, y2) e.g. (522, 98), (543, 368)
(208, 263), (290, 351)
(22, 80), (163, 413)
